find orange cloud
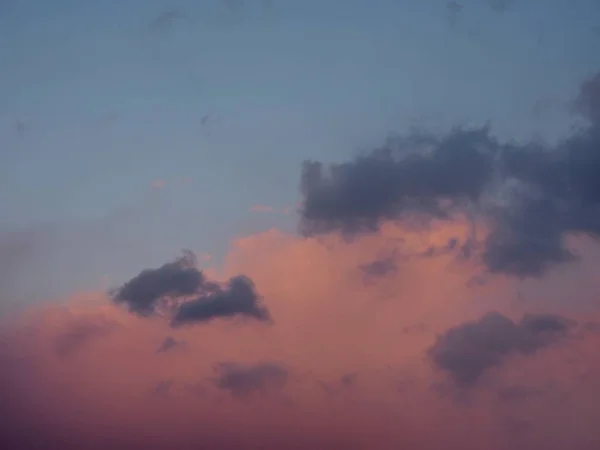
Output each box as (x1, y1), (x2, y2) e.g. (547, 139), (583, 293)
(1, 221), (599, 449)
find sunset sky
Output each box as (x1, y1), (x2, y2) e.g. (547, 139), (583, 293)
(1, 1), (600, 449)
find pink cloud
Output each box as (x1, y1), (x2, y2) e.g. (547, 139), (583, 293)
(1, 221), (600, 448)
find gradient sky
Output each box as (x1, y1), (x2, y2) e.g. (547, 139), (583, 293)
(1, 0), (599, 305)
(2, 2), (600, 449)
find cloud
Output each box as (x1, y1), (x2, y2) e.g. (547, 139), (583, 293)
(155, 336), (186, 353)
(488, 0), (514, 13)
(300, 72), (600, 278)
(148, 10), (186, 34)
(111, 251), (204, 316)
(1, 223), (600, 448)
(213, 362), (288, 398)
(111, 251), (270, 326)
(55, 314), (118, 357)
(496, 384), (544, 402)
(574, 72), (600, 125)
(429, 312), (573, 386)
(299, 125), (496, 235)
(171, 275), (270, 326)
(359, 254), (398, 279)
(446, 2), (464, 28)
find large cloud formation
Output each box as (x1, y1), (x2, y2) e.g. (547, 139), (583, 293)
(300, 72), (600, 278)
(1, 73), (600, 449)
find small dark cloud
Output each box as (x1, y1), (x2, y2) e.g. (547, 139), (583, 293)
(583, 321), (600, 332)
(339, 372), (357, 388)
(299, 72), (600, 279)
(429, 312), (573, 386)
(447, 1), (463, 13)
(148, 10), (186, 34)
(111, 251), (204, 316)
(497, 385), (544, 401)
(15, 119), (26, 139)
(446, 2), (463, 28)
(520, 313), (573, 333)
(421, 236), (467, 259)
(151, 379), (174, 397)
(55, 316), (117, 357)
(111, 252), (269, 326)
(359, 254), (397, 279)
(574, 72), (600, 125)
(487, 0), (514, 13)
(319, 373), (359, 396)
(171, 276), (270, 326)
(213, 362), (288, 399)
(155, 336), (186, 353)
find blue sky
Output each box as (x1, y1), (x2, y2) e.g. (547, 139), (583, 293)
(0, 0), (599, 308)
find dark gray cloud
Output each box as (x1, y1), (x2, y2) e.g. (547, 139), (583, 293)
(148, 10), (186, 34)
(575, 72), (600, 125)
(300, 125), (497, 235)
(213, 362), (288, 399)
(488, 0), (514, 13)
(496, 384), (544, 402)
(55, 315), (117, 357)
(339, 372), (357, 388)
(445, 2), (463, 29)
(155, 336), (186, 353)
(429, 312), (573, 386)
(111, 251), (204, 316)
(111, 251), (269, 326)
(319, 373), (359, 397)
(360, 254), (397, 279)
(300, 72), (600, 278)
(171, 276), (270, 326)
(151, 379), (174, 397)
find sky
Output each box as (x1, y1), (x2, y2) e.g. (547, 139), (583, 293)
(1, 0), (600, 449)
